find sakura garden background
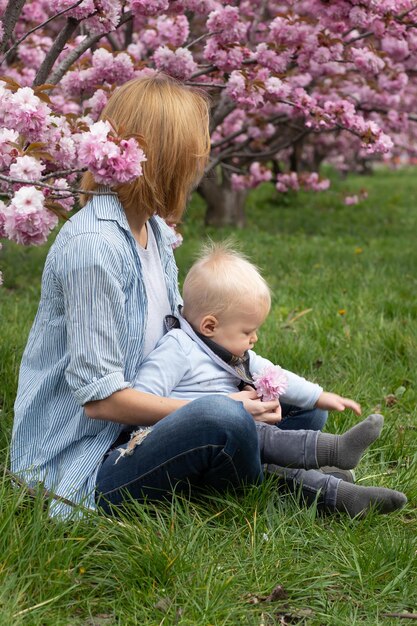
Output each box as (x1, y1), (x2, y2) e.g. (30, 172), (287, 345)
(1, 0), (417, 284)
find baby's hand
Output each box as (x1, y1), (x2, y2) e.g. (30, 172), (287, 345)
(229, 389), (282, 424)
(316, 391), (361, 416)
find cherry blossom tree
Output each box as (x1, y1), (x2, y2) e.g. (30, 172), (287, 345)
(1, 0), (417, 285)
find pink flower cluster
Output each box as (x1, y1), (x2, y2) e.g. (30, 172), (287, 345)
(0, 187), (58, 246)
(231, 162), (273, 192)
(77, 120), (146, 186)
(276, 172), (330, 193)
(129, 0), (169, 16)
(253, 365), (288, 402)
(153, 46), (197, 81)
(50, 0), (121, 34)
(61, 48), (135, 99)
(206, 6), (248, 46)
(0, 84), (51, 142)
(276, 173), (300, 193)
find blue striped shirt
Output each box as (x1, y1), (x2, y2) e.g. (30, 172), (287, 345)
(11, 192), (181, 516)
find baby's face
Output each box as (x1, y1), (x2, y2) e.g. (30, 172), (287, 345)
(212, 309), (267, 358)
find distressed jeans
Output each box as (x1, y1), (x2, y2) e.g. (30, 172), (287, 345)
(96, 396), (335, 514)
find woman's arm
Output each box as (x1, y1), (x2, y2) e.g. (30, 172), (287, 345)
(84, 387), (188, 424)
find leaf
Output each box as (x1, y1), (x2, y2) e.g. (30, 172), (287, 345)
(83, 614), (116, 626)
(34, 83), (56, 92)
(384, 394), (398, 407)
(246, 584), (288, 604)
(154, 597), (173, 613)
(0, 75), (22, 91)
(394, 386), (407, 398)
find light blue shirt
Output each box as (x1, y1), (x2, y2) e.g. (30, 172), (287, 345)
(11, 191), (181, 516)
(134, 315), (323, 407)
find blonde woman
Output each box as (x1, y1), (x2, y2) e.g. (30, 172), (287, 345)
(11, 75), (287, 516)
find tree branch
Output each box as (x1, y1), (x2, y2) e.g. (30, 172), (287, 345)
(0, 173), (118, 197)
(0, 0), (84, 67)
(34, 17), (80, 86)
(0, 0), (26, 53)
(47, 11), (132, 85)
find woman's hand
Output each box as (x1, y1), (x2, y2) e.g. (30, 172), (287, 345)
(229, 389), (282, 424)
(316, 391), (361, 416)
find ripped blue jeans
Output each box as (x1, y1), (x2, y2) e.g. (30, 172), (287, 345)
(95, 395), (335, 515)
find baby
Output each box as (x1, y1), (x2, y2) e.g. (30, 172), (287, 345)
(130, 242), (407, 517)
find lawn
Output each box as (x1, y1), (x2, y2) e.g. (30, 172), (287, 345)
(0, 167), (416, 625)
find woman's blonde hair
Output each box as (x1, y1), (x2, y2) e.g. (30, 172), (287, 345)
(182, 241), (271, 325)
(80, 74), (210, 221)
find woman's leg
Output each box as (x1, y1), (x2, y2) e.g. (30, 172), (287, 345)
(278, 402), (328, 431)
(96, 396), (262, 514)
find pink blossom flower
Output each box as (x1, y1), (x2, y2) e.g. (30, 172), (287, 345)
(350, 48), (385, 76)
(84, 89), (109, 121)
(186, 0), (218, 15)
(204, 38), (246, 72)
(129, 0), (169, 16)
(3, 187), (58, 246)
(0, 129), (19, 168)
(4, 87), (51, 141)
(51, 0), (95, 21)
(153, 46), (197, 80)
(77, 120), (147, 186)
(9, 156), (44, 182)
(48, 178), (76, 212)
(84, 0), (122, 34)
(207, 6), (248, 45)
(303, 172), (330, 191)
(276, 172), (300, 193)
(265, 76), (291, 100)
(154, 15), (190, 47)
(253, 365), (288, 401)
(0, 201), (7, 238)
(226, 71), (265, 108)
(344, 195), (359, 205)
(256, 44), (292, 74)
(166, 223), (183, 249)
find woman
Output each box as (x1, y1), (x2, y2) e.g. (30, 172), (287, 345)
(11, 75), (326, 517)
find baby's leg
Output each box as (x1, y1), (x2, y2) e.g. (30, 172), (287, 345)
(266, 465), (407, 518)
(256, 414), (384, 470)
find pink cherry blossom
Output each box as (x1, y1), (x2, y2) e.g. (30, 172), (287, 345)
(3, 187), (58, 246)
(344, 195), (359, 206)
(77, 120), (147, 186)
(153, 46), (197, 80)
(206, 6), (248, 46)
(3, 87), (51, 142)
(9, 156), (44, 182)
(0, 129), (19, 168)
(129, 0), (169, 16)
(0, 201), (6, 238)
(253, 365), (288, 402)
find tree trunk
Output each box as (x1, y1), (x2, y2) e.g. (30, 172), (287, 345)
(198, 172), (248, 228)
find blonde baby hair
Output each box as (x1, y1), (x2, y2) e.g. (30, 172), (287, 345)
(80, 73), (210, 222)
(182, 240), (271, 326)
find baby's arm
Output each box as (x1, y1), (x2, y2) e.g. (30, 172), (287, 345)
(315, 391), (361, 415)
(249, 351), (361, 414)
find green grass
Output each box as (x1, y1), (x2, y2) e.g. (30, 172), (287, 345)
(1, 167), (416, 625)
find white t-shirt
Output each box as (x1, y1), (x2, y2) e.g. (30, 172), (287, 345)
(137, 223), (172, 359)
